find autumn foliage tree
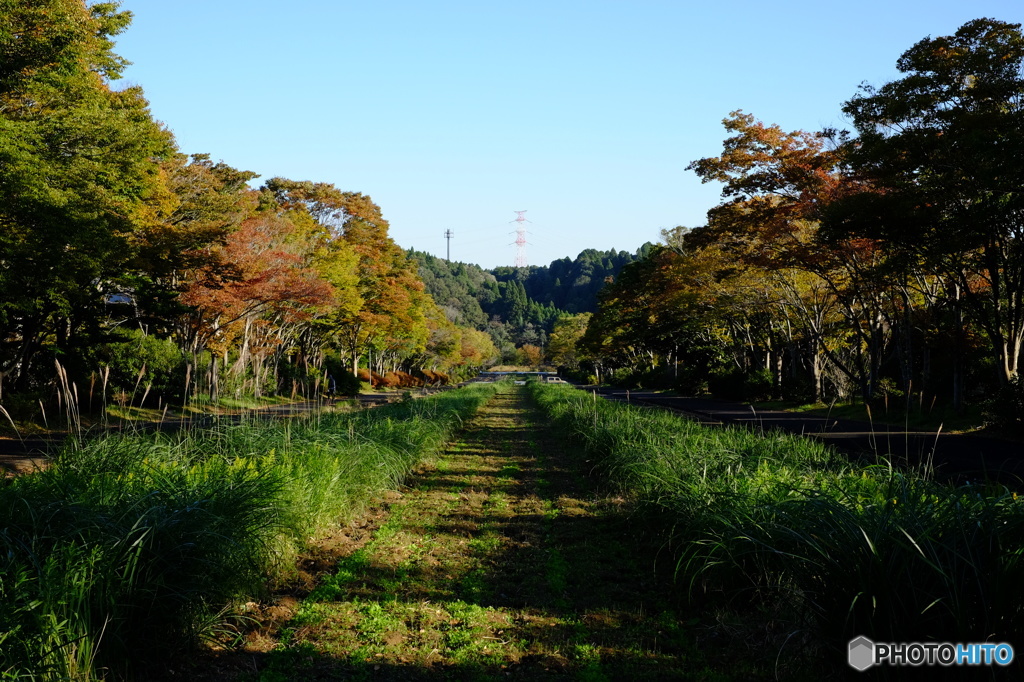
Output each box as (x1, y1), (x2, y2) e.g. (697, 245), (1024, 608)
(684, 112), (927, 402)
(829, 18), (1024, 391)
(263, 178), (471, 382)
(178, 213), (335, 398)
(583, 19), (1024, 411)
(0, 2), (494, 410)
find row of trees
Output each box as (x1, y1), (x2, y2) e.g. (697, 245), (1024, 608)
(576, 18), (1024, 412)
(0, 1), (496, 407)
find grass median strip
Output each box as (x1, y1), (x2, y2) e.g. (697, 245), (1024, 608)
(252, 386), (742, 681)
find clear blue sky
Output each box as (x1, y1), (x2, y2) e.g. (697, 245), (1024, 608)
(115, 0), (1022, 269)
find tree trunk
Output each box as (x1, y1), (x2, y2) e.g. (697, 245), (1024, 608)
(952, 290), (965, 413)
(811, 345), (822, 403)
(772, 346), (783, 400)
(209, 355), (218, 402)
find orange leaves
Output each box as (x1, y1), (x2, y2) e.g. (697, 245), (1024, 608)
(690, 111), (840, 209)
(687, 111), (882, 281)
(181, 213), (335, 347)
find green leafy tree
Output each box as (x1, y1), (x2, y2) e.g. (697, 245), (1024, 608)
(583, 244), (729, 385)
(0, 0), (174, 388)
(546, 313), (591, 369)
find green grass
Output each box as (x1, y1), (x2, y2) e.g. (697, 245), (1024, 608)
(529, 381), (1024, 672)
(1, 393), (313, 437)
(184, 393), (301, 411)
(0, 383), (498, 679)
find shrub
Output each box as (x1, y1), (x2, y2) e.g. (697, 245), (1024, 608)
(708, 367), (745, 400)
(743, 367), (774, 401)
(672, 365), (709, 395)
(417, 369), (450, 385)
(982, 372), (1024, 432)
(98, 328), (186, 403)
(380, 371), (424, 388)
(709, 367), (773, 401)
(356, 368), (386, 387)
(332, 371), (362, 396)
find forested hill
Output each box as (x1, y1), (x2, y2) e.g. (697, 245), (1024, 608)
(491, 246), (654, 313)
(411, 247), (650, 320)
(409, 246), (651, 360)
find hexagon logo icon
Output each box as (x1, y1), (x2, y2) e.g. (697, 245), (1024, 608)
(848, 636), (875, 671)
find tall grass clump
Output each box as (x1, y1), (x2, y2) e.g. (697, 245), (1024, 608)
(0, 382), (498, 679)
(0, 442), (286, 678)
(529, 382), (1024, 667)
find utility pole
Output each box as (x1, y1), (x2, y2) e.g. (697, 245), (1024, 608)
(444, 229), (454, 261)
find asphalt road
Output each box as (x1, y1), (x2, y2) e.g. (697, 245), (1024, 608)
(594, 388), (1024, 486)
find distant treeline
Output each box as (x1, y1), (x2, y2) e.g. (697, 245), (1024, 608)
(410, 247), (648, 363)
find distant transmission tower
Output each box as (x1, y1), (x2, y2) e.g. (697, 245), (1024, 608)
(510, 210), (530, 267)
(444, 229), (454, 261)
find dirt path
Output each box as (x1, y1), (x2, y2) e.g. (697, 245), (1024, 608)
(211, 386), (738, 680)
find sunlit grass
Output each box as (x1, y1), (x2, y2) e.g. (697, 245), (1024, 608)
(529, 381), (1024, 666)
(257, 386), (780, 680)
(0, 383), (499, 679)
